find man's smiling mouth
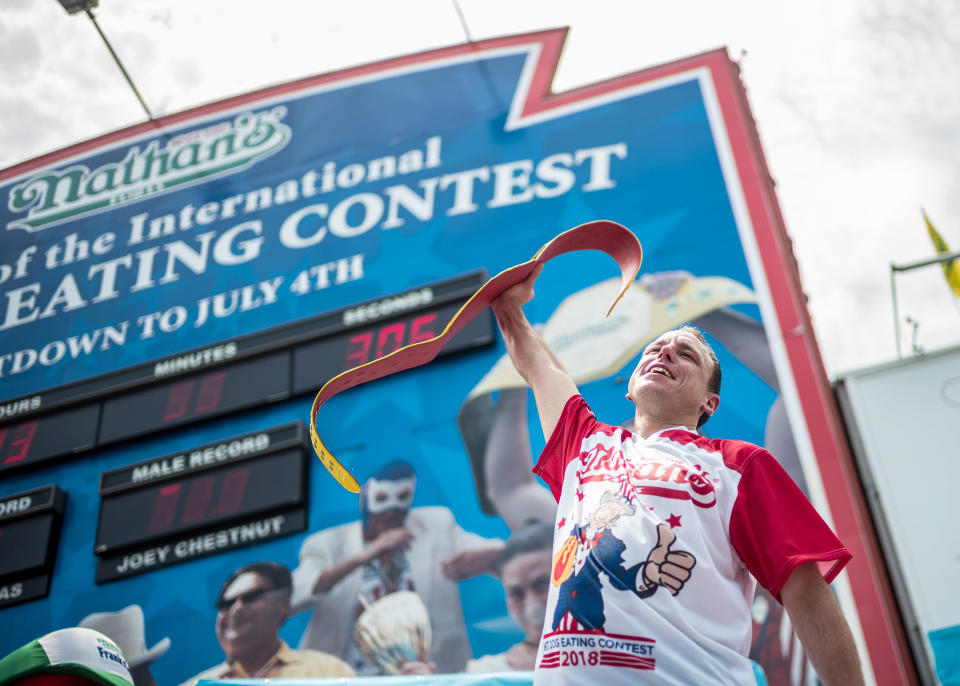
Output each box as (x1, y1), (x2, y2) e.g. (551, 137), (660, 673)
(647, 365), (674, 379)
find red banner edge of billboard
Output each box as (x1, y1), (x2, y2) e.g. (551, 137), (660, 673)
(707, 52), (919, 686)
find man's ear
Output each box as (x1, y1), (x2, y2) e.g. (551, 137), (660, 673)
(701, 393), (719, 419)
(277, 592), (292, 625)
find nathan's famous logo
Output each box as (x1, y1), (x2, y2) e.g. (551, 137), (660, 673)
(580, 442), (717, 508)
(6, 107), (291, 232)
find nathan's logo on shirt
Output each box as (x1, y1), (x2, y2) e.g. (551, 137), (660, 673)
(6, 107), (291, 232)
(580, 443), (717, 508)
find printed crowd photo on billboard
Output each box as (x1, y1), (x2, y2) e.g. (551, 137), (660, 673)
(0, 28), (906, 686)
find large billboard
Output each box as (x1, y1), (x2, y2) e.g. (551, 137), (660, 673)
(0, 29), (911, 685)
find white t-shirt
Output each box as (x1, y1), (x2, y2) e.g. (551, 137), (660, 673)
(532, 396), (850, 685)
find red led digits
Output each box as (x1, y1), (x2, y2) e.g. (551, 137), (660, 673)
(143, 466), (253, 537)
(344, 332), (373, 370)
(374, 322), (406, 359)
(408, 312), (438, 343)
(180, 475), (216, 525)
(194, 372), (226, 414)
(162, 381), (194, 422)
(161, 372), (227, 423)
(215, 467), (251, 516)
(342, 312), (441, 370)
(0, 420), (38, 465)
(147, 484), (182, 533)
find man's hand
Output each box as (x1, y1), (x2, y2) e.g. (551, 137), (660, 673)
(441, 546), (503, 580)
(310, 527), (414, 595)
(400, 661), (436, 674)
(491, 264), (542, 313)
(364, 528), (413, 561)
(642, 524), (696, 595)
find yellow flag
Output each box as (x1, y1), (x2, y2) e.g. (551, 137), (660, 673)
(923, 209), (960, 298)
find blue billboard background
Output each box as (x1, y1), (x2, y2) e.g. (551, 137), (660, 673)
(0, 35), (788, 684)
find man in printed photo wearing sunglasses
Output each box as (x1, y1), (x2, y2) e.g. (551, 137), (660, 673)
(179, 561), (354, 685)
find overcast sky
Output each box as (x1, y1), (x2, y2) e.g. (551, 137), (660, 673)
(2, 0), (958, 377)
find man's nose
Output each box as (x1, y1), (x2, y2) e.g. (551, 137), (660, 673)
(658, 344), (675, 361)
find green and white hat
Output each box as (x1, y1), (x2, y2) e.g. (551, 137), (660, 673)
(0, 628), (134, 686)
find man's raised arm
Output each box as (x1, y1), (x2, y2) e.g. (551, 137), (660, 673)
(490, 266), (578, 441)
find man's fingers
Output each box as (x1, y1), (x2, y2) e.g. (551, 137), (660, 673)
(384, 529), (414, 551)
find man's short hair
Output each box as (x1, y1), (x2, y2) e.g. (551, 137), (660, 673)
(494, 522), (554, 575)
(677, 325), (721, 428)
(216, 561), (292, 607)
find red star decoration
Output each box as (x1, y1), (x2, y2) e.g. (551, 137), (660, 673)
(575, 489), (585, 501)
(557, 516), (566, 528)
(666, 513), (682, 529)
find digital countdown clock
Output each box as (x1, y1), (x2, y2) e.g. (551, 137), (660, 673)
(0, 485), (66, 609)
(0, 405), (99, 474)
(0, 271), (493, 478)
(98, 352), (290, 444)
(292, 294), (493, 394)
(94, 423), (309, 583)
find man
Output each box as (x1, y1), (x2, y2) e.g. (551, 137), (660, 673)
(466, 522), (554, 673)
(179, 562), (354, 685)
(290, 459), (503, 674)
(490, 266), (863, 685)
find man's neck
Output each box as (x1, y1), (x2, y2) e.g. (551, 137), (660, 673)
(233, 637), (282, 676)
(632, 414), (695, 439)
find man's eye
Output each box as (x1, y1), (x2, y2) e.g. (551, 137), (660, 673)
(375, 493), (388, 502)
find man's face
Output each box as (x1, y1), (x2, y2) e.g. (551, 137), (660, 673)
(362, 475), (415, 538)
(501, 550), (552, 642)
(215, 571), (288, 661)
(627, 329), (718, 426)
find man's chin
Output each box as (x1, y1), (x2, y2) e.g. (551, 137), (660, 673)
(221, 625), (257, 645)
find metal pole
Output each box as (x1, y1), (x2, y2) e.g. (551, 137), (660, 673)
(890, 248), (960, 272)
(889, 248), (960, 358)
(449, 0), (505, 112)
(85, 8), (155, 122)
(451, 0), (474, 42)
(891, 265), (901, 358)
